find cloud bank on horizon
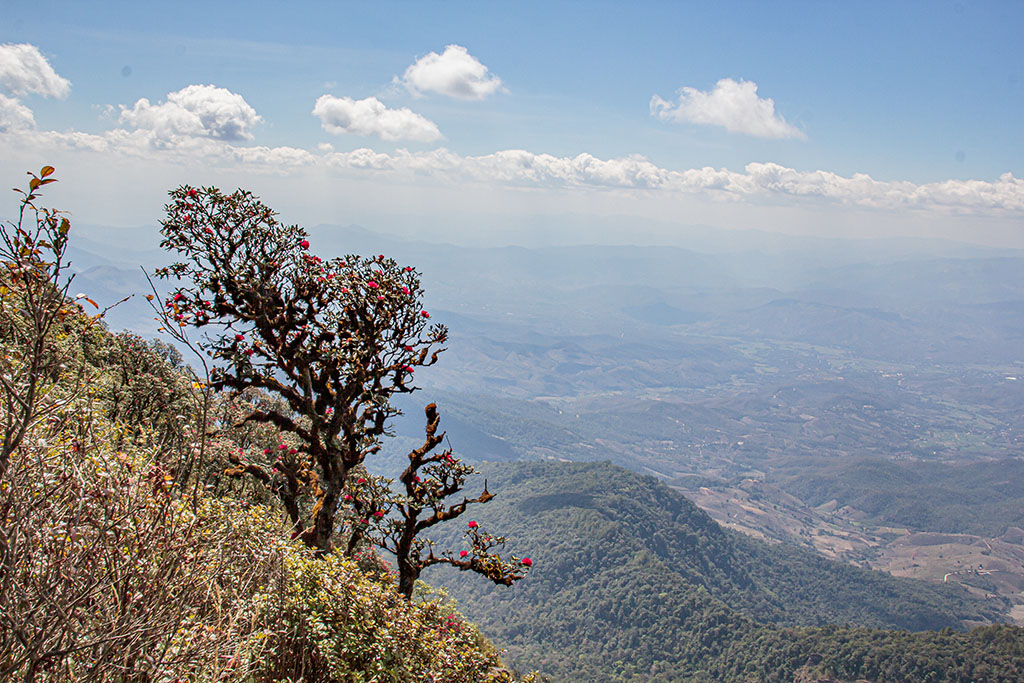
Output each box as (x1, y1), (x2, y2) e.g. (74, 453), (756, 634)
(0, 40), (1021, 235)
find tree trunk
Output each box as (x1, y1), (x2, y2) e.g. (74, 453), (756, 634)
(396, 532), (419, 600)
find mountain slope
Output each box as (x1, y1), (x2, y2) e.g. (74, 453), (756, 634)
(426, 461), (1018, 681)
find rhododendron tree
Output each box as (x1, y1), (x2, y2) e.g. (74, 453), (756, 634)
(350, 403), (531, 599)
(156, 185), (447, 553)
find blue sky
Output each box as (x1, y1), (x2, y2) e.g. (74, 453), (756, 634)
(1, 1), (1022, 246)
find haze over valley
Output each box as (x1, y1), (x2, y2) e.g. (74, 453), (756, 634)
(69, 217), (1024, 626)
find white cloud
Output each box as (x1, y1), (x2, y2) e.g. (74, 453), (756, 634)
(400, 45), (503, 100)
(651, 78), (805, 140)
(119, 84), (261, 142)
(0, 43), (70, 99)
(0, 93), (35, 132)
(312, 95), (441, 142)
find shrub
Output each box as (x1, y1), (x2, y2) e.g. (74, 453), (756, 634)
(253, 544), (524, 683)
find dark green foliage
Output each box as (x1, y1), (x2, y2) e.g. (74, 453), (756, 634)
(774, 456), (1024, 536)
(729, 533), (999, 631)
(426, 460), (1022, 681)
(713, 623), (1024, 683)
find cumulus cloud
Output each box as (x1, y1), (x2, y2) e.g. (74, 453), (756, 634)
(312, 95), (441, 142)
(0, 43), (70, 99)
(651, 78), (805, 140)
(119, 84), (261, 142)
(0, 93), (35, 132)
(400, 45), (504, 100)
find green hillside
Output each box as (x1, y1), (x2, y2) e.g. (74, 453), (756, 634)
(427, 461), (1022, 681)
(772, 456), (1024, 536)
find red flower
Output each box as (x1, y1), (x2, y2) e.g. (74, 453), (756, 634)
(279, 443), (288, 450)
(404, 266), (413, 272)
(288, 448), (297, 455)
(173, 293), (184, 301)
(344, 494), (353, 501)
(421, 311), (430, 318)
(403, 365), (414, 372)
(467, 520), (478, 528)
(522, 557), (533, 567)
(263, 448), (272, 455)
(373, 510), (383, 518)
(377, 295), (385, 301)
(459, 550), (468, 558)
(357, 477), (367, 484)
(234, 333), (245, 341)
(300, 239), (310, 249)
(402, 286), (410, 294)
(403, 345), (414, 351)
(244, 349), (255, 356)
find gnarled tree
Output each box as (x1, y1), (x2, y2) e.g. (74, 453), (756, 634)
(156, 186), (446, 553)
(355, 403), (532, 599)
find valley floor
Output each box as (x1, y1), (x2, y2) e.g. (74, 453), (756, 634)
(681, 482), (1024, 625)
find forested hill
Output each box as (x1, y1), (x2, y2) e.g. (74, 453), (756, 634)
(427, 461), (1022, 681)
